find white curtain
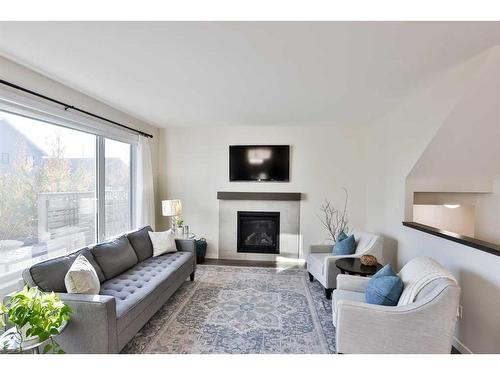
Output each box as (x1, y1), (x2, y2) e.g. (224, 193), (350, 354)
(136, 136), (156, 229)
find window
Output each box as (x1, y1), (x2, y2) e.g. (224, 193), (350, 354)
(105, 139), (132, 238)
(0, 110), (135, 297)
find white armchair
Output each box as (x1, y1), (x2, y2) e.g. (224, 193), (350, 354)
(306, 229), (382, 299)
(333, 257), (461, 354)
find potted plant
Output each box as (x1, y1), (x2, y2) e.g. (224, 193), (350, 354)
(0, 285), (72, 354)
(174, 217), (185, 236)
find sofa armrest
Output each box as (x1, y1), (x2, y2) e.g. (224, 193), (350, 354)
(336, 274), (370, 293)
(175, 238), (195, 252)
(175, 239), (197, 271)
(57, 293), (118, 353)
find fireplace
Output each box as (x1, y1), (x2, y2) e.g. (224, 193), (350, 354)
(237, 211), (280, 254)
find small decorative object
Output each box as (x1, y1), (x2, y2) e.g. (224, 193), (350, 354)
(360, 254), (378, 266)
(183, 225), (189, 236)
(0, 285), (72, 353)
(318, 188), (349, 243)
(195, 238), (207, 264)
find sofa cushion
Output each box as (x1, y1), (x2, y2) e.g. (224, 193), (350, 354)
(92, 235), (139, 280)
(332, 289), (365, 325)
(99, 251), (194, 333)
(28, 247), (105, 292)
(127, 226), (154, 262)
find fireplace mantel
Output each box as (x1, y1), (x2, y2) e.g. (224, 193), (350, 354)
(217, 192), (301, 201)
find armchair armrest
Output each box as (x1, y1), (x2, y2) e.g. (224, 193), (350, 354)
(322, 253), (361, 289)
(309, 245), (332, 253)
(57, 293), (118, 353)
(336, 274), (370, 293)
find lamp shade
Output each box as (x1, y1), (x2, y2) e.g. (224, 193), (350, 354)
(162, 199), (182, 217)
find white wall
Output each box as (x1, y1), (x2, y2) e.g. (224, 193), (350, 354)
(157, 126), (366, 259)
(413, 205), (475, 237)
(364, 48), (500, 353)
(412, 190), (500, 244)
(159, 48), (500, 353)
(0, 56), (162, 221)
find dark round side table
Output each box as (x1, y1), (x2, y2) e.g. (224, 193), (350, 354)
(335, 257), (383, 276)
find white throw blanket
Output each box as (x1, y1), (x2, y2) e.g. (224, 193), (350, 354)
(397, 257), (457, 306)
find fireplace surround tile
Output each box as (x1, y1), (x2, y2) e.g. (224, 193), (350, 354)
(218, 198), (300, 261)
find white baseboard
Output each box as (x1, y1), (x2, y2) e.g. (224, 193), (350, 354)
(453, 336), (473, 354)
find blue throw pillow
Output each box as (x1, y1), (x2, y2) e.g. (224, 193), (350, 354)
(365, 272), (404, 306)
(372, 264), (397, 279)
(337, 231), (348, 242)
(332, 234), (356, 255)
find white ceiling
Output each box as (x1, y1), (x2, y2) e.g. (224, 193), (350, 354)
(1, 22), (500, 128)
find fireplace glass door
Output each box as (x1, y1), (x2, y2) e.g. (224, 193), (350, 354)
(237, 211), (280, 254)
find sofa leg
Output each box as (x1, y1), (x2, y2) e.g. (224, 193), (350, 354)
(324, 288), (333, 300)
(190, 271), (195, 281)
(308, 272), (314, 282)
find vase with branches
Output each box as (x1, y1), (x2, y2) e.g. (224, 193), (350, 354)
(318, 188), (349, 243)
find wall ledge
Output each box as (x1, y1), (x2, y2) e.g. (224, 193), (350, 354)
(402, 221), (500, 257)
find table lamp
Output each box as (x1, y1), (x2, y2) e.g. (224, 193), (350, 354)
(162, 199), (182, 229)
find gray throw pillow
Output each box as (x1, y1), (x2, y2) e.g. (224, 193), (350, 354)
(127, 226), (154, 261)
(92, 235), (139, 279)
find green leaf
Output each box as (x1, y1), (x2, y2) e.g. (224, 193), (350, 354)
(3, 285), (72, 354)
(43, 344), (53, 354)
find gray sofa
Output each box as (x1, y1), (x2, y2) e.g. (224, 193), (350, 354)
(20, 226), (196, 354)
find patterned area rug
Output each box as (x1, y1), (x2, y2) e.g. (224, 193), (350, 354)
(122, 265), (335, 354)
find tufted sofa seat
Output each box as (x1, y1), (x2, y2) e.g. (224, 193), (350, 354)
(20, 226), (196, 353)
(101, 251), (193, 343)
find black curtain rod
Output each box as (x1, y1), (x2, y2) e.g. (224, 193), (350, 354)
(0, 79), (153, 139)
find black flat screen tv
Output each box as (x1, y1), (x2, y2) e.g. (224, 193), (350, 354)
(229, 145), (290, 182)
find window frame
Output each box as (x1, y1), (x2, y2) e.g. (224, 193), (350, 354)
(0, 86), (138, 244)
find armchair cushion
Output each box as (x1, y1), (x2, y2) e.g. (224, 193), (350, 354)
(337, 231), (348, 242)
(333, 234), (356, 255)
(365, 275), (403, 306)
(372, 264), (397, 279)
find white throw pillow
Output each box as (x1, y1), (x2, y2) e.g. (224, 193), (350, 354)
(65, 255), (100, 295)
(148, 229), (177, 257)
